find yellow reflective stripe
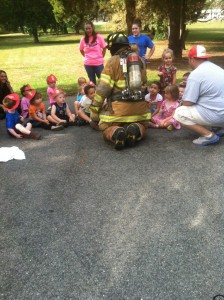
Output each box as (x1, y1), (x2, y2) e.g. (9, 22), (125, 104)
(90, 105), (100, 112)
(99, 113), (151, 123)
(101, 74), (114, 88)
(114, 79), (126, 88)
(94, 93), (103, 104)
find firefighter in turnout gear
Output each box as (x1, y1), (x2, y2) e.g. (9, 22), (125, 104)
(90, 32), (151, 149)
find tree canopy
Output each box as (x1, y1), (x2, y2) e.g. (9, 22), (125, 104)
(0, 0), (212, 56)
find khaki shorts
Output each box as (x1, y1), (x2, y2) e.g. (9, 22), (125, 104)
(173, 106), (211, 126)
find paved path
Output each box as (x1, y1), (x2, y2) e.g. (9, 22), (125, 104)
(1, 98), (224, 300)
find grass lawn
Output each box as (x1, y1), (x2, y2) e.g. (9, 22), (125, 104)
(0, 21), (223, 100)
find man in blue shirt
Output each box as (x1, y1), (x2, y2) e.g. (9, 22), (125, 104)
(128, 20), (155, 62)
(174, 45), (224, 146)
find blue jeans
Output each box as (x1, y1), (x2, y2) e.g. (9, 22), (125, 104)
(84, 64), (104, 85)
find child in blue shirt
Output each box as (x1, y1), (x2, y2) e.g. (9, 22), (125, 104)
(3, 93), (41, 139)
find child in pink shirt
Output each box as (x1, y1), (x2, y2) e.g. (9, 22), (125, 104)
(20, 84), (34, 119)
(47, 74), (58, 107)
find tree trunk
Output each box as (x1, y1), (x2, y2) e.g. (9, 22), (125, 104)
(32, 27), (39, 43)
(125, 0), (136, 35)
(168, 0), (182, 58)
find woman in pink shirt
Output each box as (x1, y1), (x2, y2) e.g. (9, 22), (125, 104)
(79, 21), (106, 85)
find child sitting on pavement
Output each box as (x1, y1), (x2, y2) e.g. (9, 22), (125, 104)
(47, 74), (58, 108)
(28, 90), (64, 131)
(3, 93), (41, 139)
(145, 81), (163, 114)
(76, 77), (87, 102)
(75, 83), (99, 129)
(49, 88), (76, 127)
(179, 72), (190, 87)
(20, 84), (34, 119)
(178, 83), (185, 104)
(149, 84), (181, 131)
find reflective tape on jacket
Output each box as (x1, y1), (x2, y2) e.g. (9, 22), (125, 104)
(114, 79), (126, 89)
(100, 74), (114, 88)
(94, 93), (103, 104)
(99, 112), (151, 123)
(90, 105), (100, 112)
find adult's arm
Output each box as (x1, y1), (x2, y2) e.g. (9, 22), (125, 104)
(145, 45), (155, 60)
(102, 47), (106, 57)
(182, 101), (194, 106)
(80, 50), (85, 57)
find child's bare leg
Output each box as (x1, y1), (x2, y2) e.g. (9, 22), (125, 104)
(47, 115), (57, 124)
(148, 121), (159, 128)
(25, 122), (32, 131)
(15, 123), (31, 134)
(78, 110), (91, 122)
(74, 101), (80, 116)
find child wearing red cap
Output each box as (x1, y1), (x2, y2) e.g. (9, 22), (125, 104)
(47, 74), (58, 107)
(3, 94), (41, 139)
(20, 84), (34, 119)
(28, 91), (64, 131)
(49, 89), (76, 126)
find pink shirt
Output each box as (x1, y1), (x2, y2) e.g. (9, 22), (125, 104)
(20, 97), (30, 118)
(47, 86), (56, 105)
(79, 34), (106, 66)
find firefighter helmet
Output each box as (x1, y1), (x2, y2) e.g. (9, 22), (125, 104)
(106, 32), (129, 50)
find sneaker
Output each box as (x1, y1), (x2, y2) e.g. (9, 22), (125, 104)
(125, 123), (140, 147)
(51, 125), (64, 131)
(23, 131), (42, 140)
(112, 128), (126, 150)
(167, 124), (173, 131)
(212, 127), (224, 137)
(192, 133), (220, 146)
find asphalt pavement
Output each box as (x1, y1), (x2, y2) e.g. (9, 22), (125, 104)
(1, 97), (224, 300)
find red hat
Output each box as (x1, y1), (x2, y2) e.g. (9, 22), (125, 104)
(3, 93), (20, 111)
(24, 84), (32, 91)
(26, 90), (36, 100)
(53, 88), (65, 98)
(47, 74), (57, 83)
(188, 45), (210, 59)
(86, 81), (95, 86)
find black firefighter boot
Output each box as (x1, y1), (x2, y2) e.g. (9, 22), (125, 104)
(112, 127), (126, 150)
(125, 123), (141, 147)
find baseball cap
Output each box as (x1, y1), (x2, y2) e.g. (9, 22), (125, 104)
(188, 45), (210, 59)
(47, 74), (57, 83)
(53, 88), (65, 98)
(3, 93), (20, 111)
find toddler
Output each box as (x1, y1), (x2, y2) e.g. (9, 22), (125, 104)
(50, 88), (76, 126)
(178, 83), (185, 104)
(158, 48), (177, 95)
(76, 83), (99, 129)
(77, 77), (87, 102)
(145, 81), (163, 113)
(3, 93), (41, 139)
(28, 91), (63, 131)
(47, 74), (58, 107)
(20, 84), (34, 119)
(180, 72), (191, 87)
(149, 85), (181, 130)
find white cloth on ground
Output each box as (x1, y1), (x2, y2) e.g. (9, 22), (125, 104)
(0, 146), (26, 162)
